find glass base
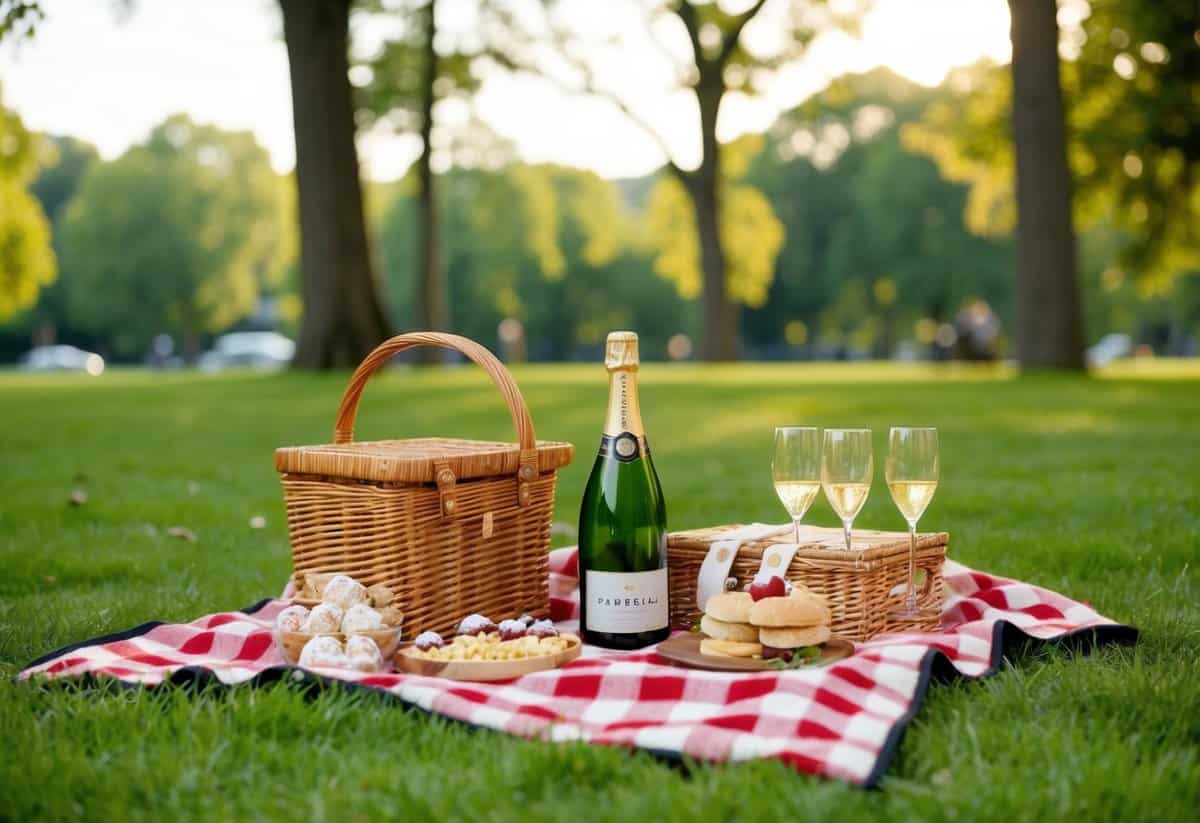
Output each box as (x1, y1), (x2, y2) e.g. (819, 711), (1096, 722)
(888, 604), (940, 622)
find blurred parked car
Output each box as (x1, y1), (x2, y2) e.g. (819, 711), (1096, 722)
(198, 332), (295, 372)
(1087, 333), (1132, 367)
(20, 345), (105, 375)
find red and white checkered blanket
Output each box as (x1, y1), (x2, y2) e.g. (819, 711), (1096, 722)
(19, 548), (1135, 787)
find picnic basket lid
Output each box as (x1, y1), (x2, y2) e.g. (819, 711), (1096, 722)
(274, 332), (573, 484)
(669, 524), (948, 566)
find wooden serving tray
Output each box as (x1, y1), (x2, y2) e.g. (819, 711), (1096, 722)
(656, 633), (853, 672)
(393, 635), (582, 681)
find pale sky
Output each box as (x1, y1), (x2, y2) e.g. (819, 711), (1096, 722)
(0, 0), (1011, 181)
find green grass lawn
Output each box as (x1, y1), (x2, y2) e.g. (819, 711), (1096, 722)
(1, 362), (1198, 821)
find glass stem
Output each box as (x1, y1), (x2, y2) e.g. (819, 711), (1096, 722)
(842, 519), (853, 552)
(792, 515), (802, 544)
(905, 520), (918, 611)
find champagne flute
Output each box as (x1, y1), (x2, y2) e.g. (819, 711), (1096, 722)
(822, 429), (873, 552)
(771, 427), (821, 543)
(886, 427), (939, 620)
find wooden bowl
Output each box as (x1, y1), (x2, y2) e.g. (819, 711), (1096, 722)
(275, 626), (404, 667)
(394, 635), (581, 681)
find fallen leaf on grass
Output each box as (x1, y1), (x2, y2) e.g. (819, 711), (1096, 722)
(187, 482), (200, 496)
(68, 489), (88, 506)
(249, 515), (266, 529)
(932, 768), (953, 786)
(166, 526), (197, 543)
(44, 576), (57, 584)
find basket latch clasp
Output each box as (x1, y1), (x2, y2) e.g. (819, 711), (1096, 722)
(434, 460), (457, 518)
(516, 450), (538, 507)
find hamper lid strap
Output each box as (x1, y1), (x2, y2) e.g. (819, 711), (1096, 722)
(332, 332), (537, 456)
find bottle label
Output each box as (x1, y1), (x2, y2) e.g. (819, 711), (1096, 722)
(598, 432), (650, 463)
(584, 569), (669, 633)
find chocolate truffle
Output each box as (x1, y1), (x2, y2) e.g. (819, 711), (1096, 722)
(527, 619), (558, 639)
(414, 631), (444, 651)
(497, 619), (527, 641)
(457, 614), (497, 636)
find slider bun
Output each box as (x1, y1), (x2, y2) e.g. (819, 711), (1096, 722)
(700, 614), (759, 643)
(749, 591), (830, 627)
(699, 637), (762, 658)
(704, 591), (754, 623)
(759, 624), (831, 649)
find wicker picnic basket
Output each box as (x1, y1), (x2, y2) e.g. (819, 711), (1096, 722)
(668, 524), (948, 642)
(274, 332), (574, 637)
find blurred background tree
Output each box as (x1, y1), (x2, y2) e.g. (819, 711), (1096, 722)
(2, 0), (1198, 367)
(0, 86), (55, 322)
(357, 0), (479, 363)
(0, 0), (43, 42)
(490, 0), (862, 361)
(59, 116), (284, 361)
(1008, 0), (1084, 370)
(279, 0), (391, 368)
(905, 0), (1200, 367)
(17, 135), (99, 346)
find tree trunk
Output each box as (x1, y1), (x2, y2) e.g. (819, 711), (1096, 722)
(415, 0), (447, 364)
(280, 0), (390, 369)
(1008, 0), (1085, 370)
(688, 79), (738, 362)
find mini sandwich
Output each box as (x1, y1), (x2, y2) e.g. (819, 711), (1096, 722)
(699, 591), (761, 658)
(748, 587), (832, 662)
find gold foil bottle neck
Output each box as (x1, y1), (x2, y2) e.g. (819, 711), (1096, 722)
(604, 331), (639, 371)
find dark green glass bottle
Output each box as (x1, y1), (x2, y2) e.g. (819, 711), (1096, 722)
(578, 331), (669, 650)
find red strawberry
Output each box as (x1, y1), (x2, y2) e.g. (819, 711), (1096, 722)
(749, 572), (788, 601)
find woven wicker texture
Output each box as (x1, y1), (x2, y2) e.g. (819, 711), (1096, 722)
(277, 332), (573, 637)
(668, 524), (948, 642)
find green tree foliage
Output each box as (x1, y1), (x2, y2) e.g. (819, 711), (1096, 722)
(13, 135), (100, 339)
(0, 0), (43, 42)
(741, 69), (1013, 355)
(30, 135), (99, 225)
(377, 162), (689, 359)
(0, 87), (56, 321)
(60, 115), (284, 359)
(646, 135), (784, 308)
(489, 0), (863, 360)
(355, 0), (476, 127)
(355, 0), (481, 360)
(905, 0), (1199, 292)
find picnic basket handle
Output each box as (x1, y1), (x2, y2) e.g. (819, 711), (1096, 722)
(328, 331), (535, 458)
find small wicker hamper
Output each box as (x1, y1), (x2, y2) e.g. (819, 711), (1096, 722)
(668, 524), (948, 642)
(275, 332), (573, 637)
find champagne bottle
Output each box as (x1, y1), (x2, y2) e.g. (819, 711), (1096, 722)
(578, 331), (669, 649)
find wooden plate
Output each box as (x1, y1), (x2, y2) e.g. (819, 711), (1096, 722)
(394, 636), (582, 682)
(655, 633), (854, 672)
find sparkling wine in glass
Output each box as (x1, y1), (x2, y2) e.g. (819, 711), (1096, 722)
(821, 429), (873, 551)
(887, 426), (939, 620)
(772, 426), (821, 543)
